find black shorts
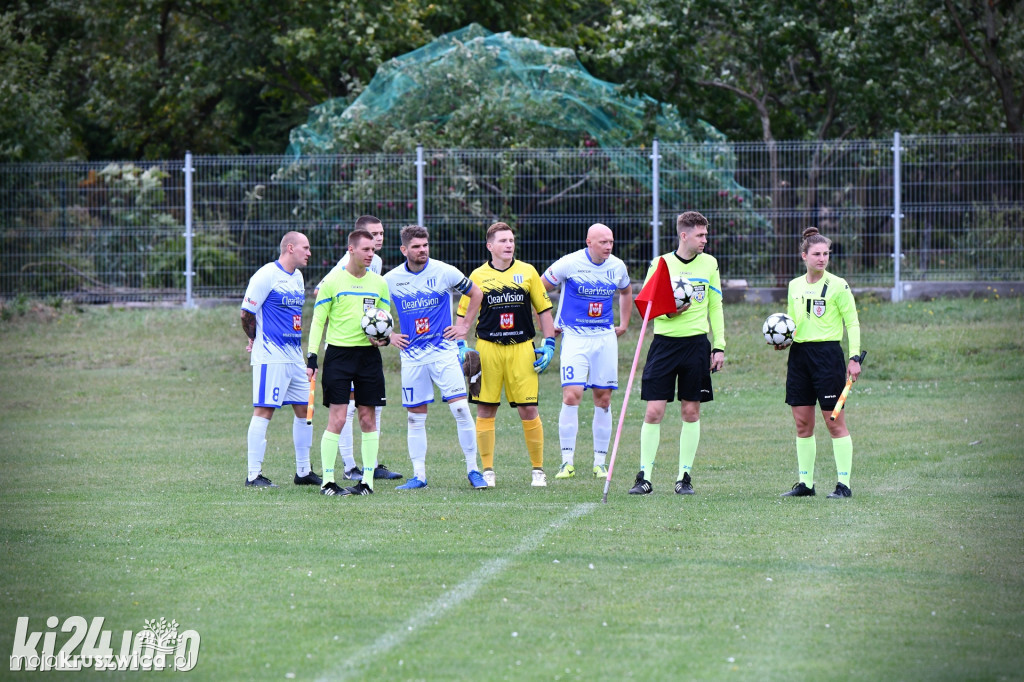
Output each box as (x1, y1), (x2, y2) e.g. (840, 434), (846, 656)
(786, 341), (845, 409)
(640, 334), (713, 403)
(322, 345), (387, 408)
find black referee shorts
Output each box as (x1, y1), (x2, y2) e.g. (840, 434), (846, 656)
(640, 334), (713, 403)
(322, 345), (387, 408)
(786, 341), (845, 409)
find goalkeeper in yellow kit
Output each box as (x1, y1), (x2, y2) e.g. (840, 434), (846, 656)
(457, 222), (556, 488)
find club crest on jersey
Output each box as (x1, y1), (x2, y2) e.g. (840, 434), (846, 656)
(588, 302), (604, 317)
(415, 317), (430, 335)
(425, 278), (436, 289)
(513, 274), (524, 284)
(500, 313), (514, 329)
(692, 284), (706, 303)
(813, 299), (826, 317)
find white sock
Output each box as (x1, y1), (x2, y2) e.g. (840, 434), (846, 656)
(593, 405), (612, 467)
(558, 403), (579, 466)
(246, 415), (270, 480)
(339, 402), (357, 471)
(293, 416), (312, 476)
(375, 406), (384, 463)
(450, 400), (479, 472)
(407, 412), (427, 481)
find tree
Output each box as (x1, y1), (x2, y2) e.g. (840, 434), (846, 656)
(0, 10), (74, 161)
(941, 0), (1023, 134)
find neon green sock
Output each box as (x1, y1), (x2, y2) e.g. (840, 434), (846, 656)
(361, 430), (379, 490)
(321, 431), (340, 484)
(678, 420), (700, 480)
(833, 435), (852, 486)
(640, 422), (660, 481)
(796, 436), (816, 488)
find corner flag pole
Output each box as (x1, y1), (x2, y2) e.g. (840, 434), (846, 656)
(601, 302), (655, 504)
(601, 256), (677, 504)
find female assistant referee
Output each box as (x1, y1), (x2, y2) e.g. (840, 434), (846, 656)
(778, 227), (862, 498)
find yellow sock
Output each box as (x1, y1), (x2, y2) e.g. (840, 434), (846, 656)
(523, 416), (544, 468)
(477, 417), (495, 470)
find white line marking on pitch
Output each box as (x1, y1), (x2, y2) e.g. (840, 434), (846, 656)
(317, 502), (597, 681)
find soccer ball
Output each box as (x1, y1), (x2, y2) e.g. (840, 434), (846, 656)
(360, 307), (393, 341)
(762, 312), (795, 347)
(672, 276), (694, 308)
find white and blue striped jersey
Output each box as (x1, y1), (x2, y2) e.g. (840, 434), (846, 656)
(316, 252), (382, 290)
(242, 261), (306, 365)
(543, 249), (630, 337)
(383, 259), (473, 366)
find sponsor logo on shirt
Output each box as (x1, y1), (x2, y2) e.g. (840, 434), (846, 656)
(486, 291), (525, 306)
(576, 283), (615, 297)
(292, 315), (302, 331)
(400, 296), (441, 310)
(415, 317), (430, 334)
(588, 302), (604, 317)
(500, 313), (514, 329)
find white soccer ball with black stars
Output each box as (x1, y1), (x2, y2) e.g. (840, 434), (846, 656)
(672, 276), (695, 308)
(763, 312), (795, 347)
(360, 306), (393, 341)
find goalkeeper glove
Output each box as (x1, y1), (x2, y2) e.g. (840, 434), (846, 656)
(457, 339), (469, 364)
(533, 337), (556, 374)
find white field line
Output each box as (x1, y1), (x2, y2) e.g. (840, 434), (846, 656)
(317, 502), (597, 681)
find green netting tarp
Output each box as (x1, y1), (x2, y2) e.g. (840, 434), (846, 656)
(286, 24), (727, 155)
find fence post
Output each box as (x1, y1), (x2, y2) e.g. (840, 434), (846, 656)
(183, 151), (196, 308)
(891, 132), (904, 302)
(416, 145), (425, 227)
(650, 138), (661, 262)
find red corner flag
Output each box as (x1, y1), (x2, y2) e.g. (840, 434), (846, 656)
(634, 257), (677, 319)
(601, 255), (677, 504)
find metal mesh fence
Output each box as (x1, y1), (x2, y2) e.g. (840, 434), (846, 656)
(1, 135), (1021, 303)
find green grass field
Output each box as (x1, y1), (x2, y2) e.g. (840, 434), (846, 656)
(1, 297), (1022, 680)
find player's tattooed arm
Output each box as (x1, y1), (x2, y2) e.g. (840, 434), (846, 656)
(241, 310), (257, 353)
(241, 310), (257, 341)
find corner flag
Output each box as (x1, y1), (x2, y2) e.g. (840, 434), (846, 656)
(602, 256), (677, 504)
(634, 256), (677, 320)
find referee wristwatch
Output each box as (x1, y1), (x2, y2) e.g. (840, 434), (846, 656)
(849, 354), (862, 363)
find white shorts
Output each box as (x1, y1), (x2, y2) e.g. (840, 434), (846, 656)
(559, 333), (619, 390)
(400, 357), (467, 408)
(252, 363), (310, 408)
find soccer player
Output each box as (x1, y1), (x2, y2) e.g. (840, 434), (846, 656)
(313, 215), (402, 482)
(383, 225), (487, 489)
(778, 226), (862, 498)
(631, 211), (725, 496)
(541, 223), (632, 479)
(240, 231), (322, 488)
(457, 222), (556, 488)
(306, 229), (392, 496)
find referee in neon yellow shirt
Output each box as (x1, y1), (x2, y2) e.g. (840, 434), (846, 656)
(307, 229), (392, 496)
(779, 227), (862, 498)
(631, 211), (725, 496)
